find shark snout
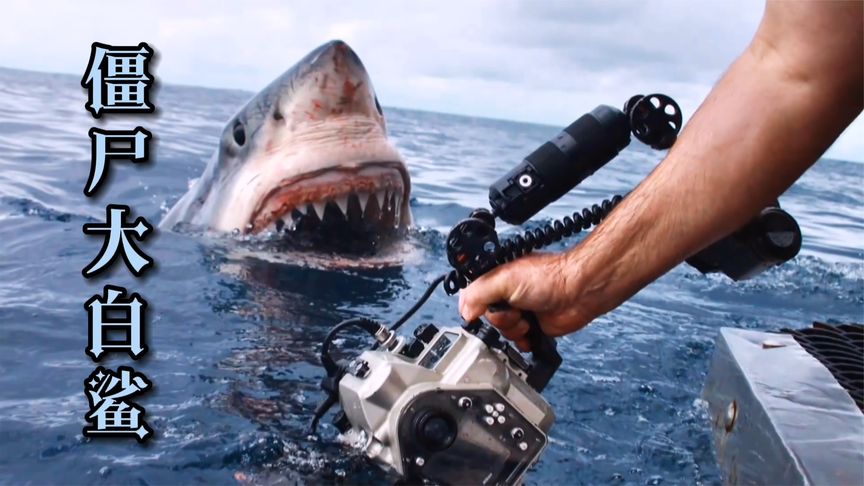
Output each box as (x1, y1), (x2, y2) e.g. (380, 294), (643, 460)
(317, 40), (365, 71)
(287, 40), (383, 122)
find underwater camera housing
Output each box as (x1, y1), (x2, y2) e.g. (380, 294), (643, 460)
(311, 309), (562, 485)
(311, 94), (802, 485)
(337, 319), (557, 485)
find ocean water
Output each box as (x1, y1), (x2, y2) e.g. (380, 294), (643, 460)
(0, 65), (861, 485)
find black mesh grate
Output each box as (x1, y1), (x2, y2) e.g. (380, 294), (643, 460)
(781, 322), (863, 411)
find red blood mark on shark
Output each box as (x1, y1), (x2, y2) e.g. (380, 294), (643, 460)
(339, 80), (363, 106)
(304, 100), (325, 120)
(342, 80), (357, 99)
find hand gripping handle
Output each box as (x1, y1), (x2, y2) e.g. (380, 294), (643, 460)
(488, 303), (562, 392)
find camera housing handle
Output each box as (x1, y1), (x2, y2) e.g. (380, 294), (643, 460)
(487, 302), (562, 393)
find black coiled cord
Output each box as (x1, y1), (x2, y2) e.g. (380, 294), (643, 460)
(444, 194), (625, 294)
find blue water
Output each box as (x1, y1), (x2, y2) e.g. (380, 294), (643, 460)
(0, 65), (861, 485)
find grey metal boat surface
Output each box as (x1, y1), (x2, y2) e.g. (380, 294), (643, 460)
(703, 326), (864, 485)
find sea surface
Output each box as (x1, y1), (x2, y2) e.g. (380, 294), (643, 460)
(0, 66), (861, 485)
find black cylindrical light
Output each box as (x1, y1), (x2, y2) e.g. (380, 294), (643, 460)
(488, 105), (631, 225)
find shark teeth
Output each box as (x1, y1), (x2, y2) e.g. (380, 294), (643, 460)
(334, 196), (350, 215)
(272, 189), (403, 233)
(312, 201), (327, 218)
(356, 192), (370, 210)
(382, 191), (391, 211)
(394, 195), (401, 224)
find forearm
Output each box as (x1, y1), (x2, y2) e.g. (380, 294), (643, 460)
(564, 2), (863, 318)
(459, 1), (861, 341)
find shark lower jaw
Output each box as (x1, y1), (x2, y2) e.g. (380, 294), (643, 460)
(247, 161), (411, 254)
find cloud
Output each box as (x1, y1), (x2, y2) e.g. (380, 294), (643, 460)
(0, 0), (860, 161)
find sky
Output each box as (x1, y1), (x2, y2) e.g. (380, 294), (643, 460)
(0, 0), (861, 162)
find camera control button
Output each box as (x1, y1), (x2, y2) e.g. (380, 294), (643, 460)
(497, 415), (506, 424)
(484, 416), (495, 426)
(351, 360), (370, 378)
(414, 324), (439, 344)
(518, 441), (528, 451)
(511, 427), (524, 440)
(494, 403), (505, 412)
(484, 404), (494, 414)
(457, 397), (472, 409)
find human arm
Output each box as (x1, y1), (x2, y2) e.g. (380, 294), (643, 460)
(459, 0), (863, 351)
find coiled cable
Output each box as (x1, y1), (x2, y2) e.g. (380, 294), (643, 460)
(444, 194), (624, 294)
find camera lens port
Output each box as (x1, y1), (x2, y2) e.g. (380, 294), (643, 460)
(414, 410), (458, 452)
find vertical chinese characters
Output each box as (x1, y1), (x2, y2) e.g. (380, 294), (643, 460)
(85, 286), (148, 361)
(83, 367), (153, 441)
(82, 204), (153, 277)
(80, 42), (157, 442)
(81, 43), (154, 118)
(85, 127), (151, 197)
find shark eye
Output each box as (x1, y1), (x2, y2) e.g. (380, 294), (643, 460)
(232, 121), (246, 146)
(374, 96), (383, 116)
(273, 108), (284, 121)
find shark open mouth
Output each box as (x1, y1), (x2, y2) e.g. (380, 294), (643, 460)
(249, 161), (410, 254)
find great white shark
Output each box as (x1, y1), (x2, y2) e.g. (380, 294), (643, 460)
(161, 40), (412, 255)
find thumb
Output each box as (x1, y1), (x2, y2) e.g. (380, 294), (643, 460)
(458, 264), (518, 321)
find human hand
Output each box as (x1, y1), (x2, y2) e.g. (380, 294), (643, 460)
(458, 252), (600, 351)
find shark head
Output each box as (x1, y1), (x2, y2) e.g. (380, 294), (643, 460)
(162, 40), (412, 254)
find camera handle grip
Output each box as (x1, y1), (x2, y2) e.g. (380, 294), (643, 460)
(488, 303), (563, 392)
(523, 311), (563, 392)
